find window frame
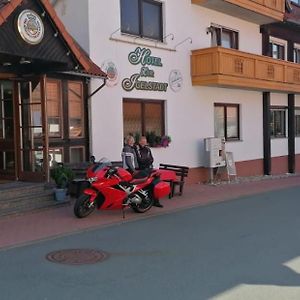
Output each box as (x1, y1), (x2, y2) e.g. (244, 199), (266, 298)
(294, 43), (300, 64)
(291, 0), (300, 6)
(214, 103), (240, 141)
(120, 0), (163, 42)
(210, 24), (239, 49)
(270, 106), (287, 138)
(46, 79), (63, 138)
(269, 36), (287, 60)
(123, 98), (165, 138)
(67, 80), (85, 139)
(295, 107), (300, 136)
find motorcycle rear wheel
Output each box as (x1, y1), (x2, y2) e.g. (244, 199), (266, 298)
(131, 191), (154, 213)
(74, 194), (96, 218)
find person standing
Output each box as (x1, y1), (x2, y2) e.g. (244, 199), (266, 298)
(135, 136), (163, 208)
(122, 135), (138, 174)
(135, 136), (154, 170)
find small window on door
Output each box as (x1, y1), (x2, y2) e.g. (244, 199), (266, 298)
(70, 146), (85, 163)
(68, 81), (84, 138)
(46, 80), (62, 137)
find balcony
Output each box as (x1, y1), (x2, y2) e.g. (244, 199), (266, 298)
(191, 0), (285, 24)
(191, 47), (300, 93)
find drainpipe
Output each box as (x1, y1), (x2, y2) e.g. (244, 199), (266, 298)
(87, 78), (107, 99)
(86, 78), (107, 158)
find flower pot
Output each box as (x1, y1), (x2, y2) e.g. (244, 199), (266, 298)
(54, 188), (68, 202)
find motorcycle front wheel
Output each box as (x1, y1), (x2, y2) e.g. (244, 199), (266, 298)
(131, 190), (154, 213)
(74, 194), (96, 218)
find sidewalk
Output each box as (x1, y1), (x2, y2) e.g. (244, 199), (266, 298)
(0, 174), (300, 250)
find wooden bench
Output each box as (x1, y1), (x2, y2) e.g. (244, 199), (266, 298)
(159, 163), (189, 198)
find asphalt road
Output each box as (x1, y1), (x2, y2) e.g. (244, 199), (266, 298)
(1, 186), (300, 300)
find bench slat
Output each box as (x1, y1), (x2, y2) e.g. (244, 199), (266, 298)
(159, 163), (189, 197)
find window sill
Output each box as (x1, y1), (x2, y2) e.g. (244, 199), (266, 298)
(109, 33), (176, 52)
(271, 136), (287, 139)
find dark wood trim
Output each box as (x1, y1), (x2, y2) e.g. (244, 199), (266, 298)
(263, 92), (271, 175)
(288, 94), (295, 173)
(41, 74), (49, 182)
(123, 98), (166, 136)
(214, 103), (240, 141)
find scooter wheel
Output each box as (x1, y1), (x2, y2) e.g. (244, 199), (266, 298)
(74, 194), (95, 218)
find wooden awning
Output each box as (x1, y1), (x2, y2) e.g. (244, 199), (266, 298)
(0, 0), (106, 78)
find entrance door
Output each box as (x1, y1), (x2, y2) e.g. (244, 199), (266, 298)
(16, 78), (48, 181)
(0, 81), (15, 180)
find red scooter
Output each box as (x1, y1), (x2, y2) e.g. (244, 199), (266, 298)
(73, 159), (170, 218)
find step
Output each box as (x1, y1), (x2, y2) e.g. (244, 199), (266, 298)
(0, 183), (50, 201)
(0, 182), (71, 217)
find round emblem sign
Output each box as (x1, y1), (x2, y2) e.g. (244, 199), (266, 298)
(17, 10), (44, 45)
(169, 70), (183, 92)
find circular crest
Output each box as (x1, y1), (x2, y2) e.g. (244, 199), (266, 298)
(17, 9), (44, 45)
(101, 60), (119, 87)
(169, 70), (183, 92)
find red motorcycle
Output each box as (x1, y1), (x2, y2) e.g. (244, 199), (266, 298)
(73, 159), (171, 218)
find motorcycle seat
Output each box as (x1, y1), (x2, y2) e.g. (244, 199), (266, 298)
(130, 177), (150, 185)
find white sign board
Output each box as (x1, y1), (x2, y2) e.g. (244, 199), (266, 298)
(225, 152), (236, 176)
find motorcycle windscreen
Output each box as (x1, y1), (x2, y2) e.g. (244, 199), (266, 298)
(153, 181), (171, 199)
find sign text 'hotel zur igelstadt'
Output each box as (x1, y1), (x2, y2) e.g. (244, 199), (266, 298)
(122, 47), (168, 92)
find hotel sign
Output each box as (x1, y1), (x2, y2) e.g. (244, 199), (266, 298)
(17, 10), (44, 45)
(122, 47), (168, 92)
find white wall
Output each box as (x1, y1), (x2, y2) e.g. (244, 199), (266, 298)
(84, 0), (264, 167)
(57, 0), (295, 168)
(54, 0), (90, 52)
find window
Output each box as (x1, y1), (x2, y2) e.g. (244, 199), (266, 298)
(46, 80), (62, 137)
(295, 109), (300, 136)
(120, 0), (163, 41)
(291, 0), (300, 5)
(270, 107), (286, 138)
(210, 25), (238, 49)
(70, 147), (85, 163)
(269, 37), (286, 60)
(294, 46), (300, 63)
(68, 81), (84, 138)
(123, 99), (165, 139)
(214, 103), (240, 140)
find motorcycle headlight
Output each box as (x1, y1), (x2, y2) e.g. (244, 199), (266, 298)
(88, 177), (98, 183)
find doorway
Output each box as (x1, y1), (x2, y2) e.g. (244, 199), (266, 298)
(0, 81), (15, 180)
(0, 78), (48, 182)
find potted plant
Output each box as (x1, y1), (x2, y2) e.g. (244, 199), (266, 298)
(50, 164), (74, 201)
(160, 135), (171, 147)
(146, 131), (172, 147)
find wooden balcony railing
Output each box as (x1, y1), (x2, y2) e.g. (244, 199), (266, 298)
(191, 47), (300, 93)
(191, 0), (285, 23)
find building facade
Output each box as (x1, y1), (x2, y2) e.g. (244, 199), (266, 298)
(53, 0), (300, 182)
(0, 0), (106, 182)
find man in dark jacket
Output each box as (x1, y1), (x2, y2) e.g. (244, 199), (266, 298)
(135, 136), (163, 208)
(135, 136), (154, 170)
